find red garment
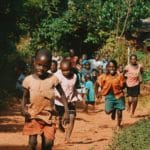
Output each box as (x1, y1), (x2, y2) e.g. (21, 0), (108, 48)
(23, 119), (56, 140)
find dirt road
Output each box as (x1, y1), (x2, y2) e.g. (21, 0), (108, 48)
(0, 100), (149, 150)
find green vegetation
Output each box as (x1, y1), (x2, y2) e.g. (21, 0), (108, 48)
(109, 119), (150, 150)
(0, 0), (149, 91)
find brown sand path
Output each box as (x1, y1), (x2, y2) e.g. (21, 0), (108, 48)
(0, 100), (149, 150)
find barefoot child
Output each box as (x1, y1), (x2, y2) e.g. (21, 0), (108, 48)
(21, 50), (69, 150)
(97, 60), (125, 129)
(84, 74), (95, 112)
(124, 54), (143, 117)
(55, 59), (78, 143)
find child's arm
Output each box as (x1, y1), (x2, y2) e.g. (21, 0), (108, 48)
(56, 84), (70, 124)
(21, 88), (31, 121)
(95, 81), (99, 99)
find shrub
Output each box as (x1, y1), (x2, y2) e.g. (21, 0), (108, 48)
(108, 119), (150, 150)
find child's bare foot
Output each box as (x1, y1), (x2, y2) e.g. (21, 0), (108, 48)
(130, 113), (135, 118)
(114, 126), (122, 133)
(59, 124), (65, 132)
(64, 139), (72, 144)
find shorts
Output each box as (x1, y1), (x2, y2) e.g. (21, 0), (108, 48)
(55, 105), (65, 117)
(127, 84), (140, 97)
(23, 119), (56, 141)
(68, 102), (76, 116)
(105, 94), (125, 112)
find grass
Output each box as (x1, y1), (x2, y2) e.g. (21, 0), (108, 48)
(108, 119), (150, 150)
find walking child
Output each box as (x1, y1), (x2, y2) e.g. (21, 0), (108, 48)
(21, 50), (69, 150)
(97, 60), (125, 129)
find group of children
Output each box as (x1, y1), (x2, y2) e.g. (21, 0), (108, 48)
(19, 49), (143, 150)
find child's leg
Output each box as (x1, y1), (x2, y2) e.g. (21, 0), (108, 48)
(131, 96), (138, 117)
(65, 114), (75, 142)
(28, 135), (37, 150)
(41, 134), (53, 150)
(117, 110), (122, 128)
(127, 96), (133, 112)
(59, 116), (65, 132)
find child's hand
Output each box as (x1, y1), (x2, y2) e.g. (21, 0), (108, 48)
(21, 109), (31, 122)
(62, 112), (70, 125)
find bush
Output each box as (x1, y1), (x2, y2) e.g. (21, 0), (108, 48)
(108, 119), (150, 150)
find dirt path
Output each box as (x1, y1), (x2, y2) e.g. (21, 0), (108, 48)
(0, 100), (149, 150)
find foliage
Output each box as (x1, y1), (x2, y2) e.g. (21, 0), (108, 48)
(109, 119), (150, 150)
(28, 0), (150, 53)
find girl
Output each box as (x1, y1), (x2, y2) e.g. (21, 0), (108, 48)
(84, 74), (95, 113)
(55, 59), (78, 143)
(97, 60), (125, 129)
(124, 54), (143, 117)
(22, 50), (69, 150)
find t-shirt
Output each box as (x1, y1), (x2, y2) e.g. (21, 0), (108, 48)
(125, 64), (143, 87)
(22, 74), (59, 122)
(98, 74), (125, 99)
(89, 59), (103, 70)
(55, 70), (77, 106)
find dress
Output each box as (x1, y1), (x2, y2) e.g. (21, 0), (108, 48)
(85, 80), (95, 104)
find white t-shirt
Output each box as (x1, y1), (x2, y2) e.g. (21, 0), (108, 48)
(89, 59), (103, 70)
(54, 70), (77, 106)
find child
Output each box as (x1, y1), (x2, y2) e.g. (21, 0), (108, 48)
(84, 74), (95, 112)
(21, 50), (69, 150)
(97, 60), (125, 129)
(117, 64), (124, 75)
(124, 54), (143, 117)
(55, 59), (78, 143)
(15, 61), (26, 100)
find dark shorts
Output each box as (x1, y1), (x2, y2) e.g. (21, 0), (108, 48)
(55, 102), (76, 116)
(127, 84), (140, 97)
(85, 101), (95, 105)
(105, 94), (125, 112)
(55, 105), (65, 117)
(68, 102), (76, 116)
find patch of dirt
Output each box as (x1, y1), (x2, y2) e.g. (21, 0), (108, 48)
(0, 100), (149, 150)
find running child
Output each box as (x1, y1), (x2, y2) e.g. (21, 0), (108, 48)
(84, 74), (95, 113)
(21, 50), (69, 150)
(124, 54), (143, 117)
(97, 60), (125, 129)
(55, 59), (78, 143)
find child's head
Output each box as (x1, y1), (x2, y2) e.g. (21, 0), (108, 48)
(34, 49), (51, 77)
(85, 73), (91, 81)
(97, 66), (103, 75)
(60, 59), (72, 78)
(118, 65), (124, 73)
(50, 60), (58, 73)
(85, 62), (91, 70)
(82, 54), (87, 60)
(130, 54), (137, 65)
(107, 60), (118, 75)
(69, 49), (75, 57)
(95, 54), (100, 61)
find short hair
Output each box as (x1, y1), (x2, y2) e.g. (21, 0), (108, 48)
(51, 60), (58, 66)
(35, 49), (52, 62)
(108, 59), (118, 69)
(60, 59), (72, 68)
(130, 54), (137, 60)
